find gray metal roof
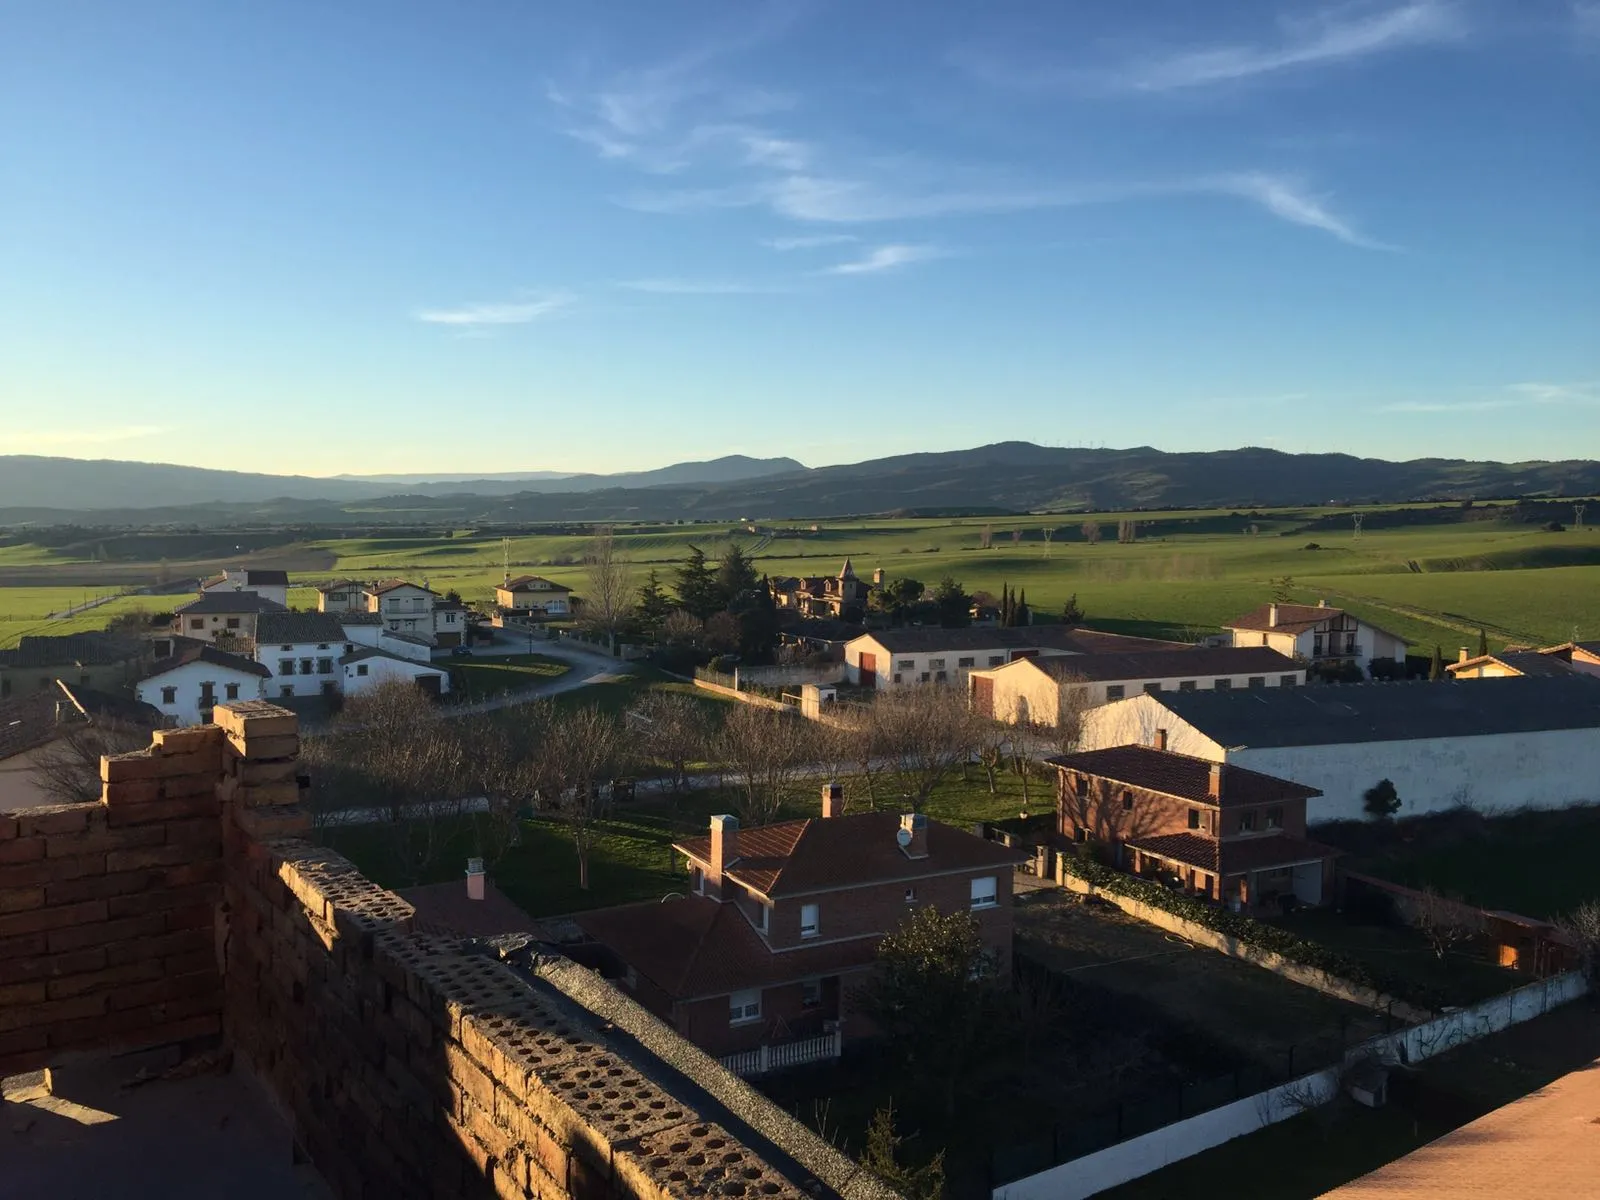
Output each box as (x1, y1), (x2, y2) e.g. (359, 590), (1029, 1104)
(174, 592), (289, 615)
(1147, 676), (1600, 748)
(254, 611), (350, 645)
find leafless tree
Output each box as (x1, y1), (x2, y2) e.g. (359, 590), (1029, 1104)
(1048, 678), (1094, 756)
(870, 685), (984, 810)
(1010, 527), (1023, 545)
(1558, 899), (1600, 984)
(660, 610), (703, 647)
(581, 525), (635, 643)
(718, 703), (811, 826)
(630, 690), (710, 792)
(978, 524), (994, 550)
(31, 717), (156, 805)
(1080, 520), (1102, 545)
(976, 721), (1008, 795)
(528, 703), (625, 890)
(1412, 887), (1480, 962)
(460, 713), (539, 867)
(1117, 519), (1138, 544)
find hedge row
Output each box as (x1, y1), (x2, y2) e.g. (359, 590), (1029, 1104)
(1059, 852), (1441, 1011)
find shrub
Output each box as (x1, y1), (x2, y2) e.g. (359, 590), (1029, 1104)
(1303, 542), (1321, 551)
(1364, 779), (1402, 820)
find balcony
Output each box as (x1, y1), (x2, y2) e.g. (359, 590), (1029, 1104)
(720, 1026), (843, 1078)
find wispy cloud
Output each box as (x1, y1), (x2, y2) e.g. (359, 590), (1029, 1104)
(413, 293), (574, 330)
(762, 233), (859, 250)
(956, 1), (1465, 94)
(820, 244), (944, 275)
(1380, 381), (1600, 413)
(617, 278), (789, 295)
(3, 425), (169, 452)
(1208, 172), (1395, 249)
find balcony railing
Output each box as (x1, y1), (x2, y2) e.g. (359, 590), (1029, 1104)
(719, 1027), (843, 1078)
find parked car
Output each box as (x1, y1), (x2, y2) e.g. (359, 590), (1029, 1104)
(450, 645), (474, 658)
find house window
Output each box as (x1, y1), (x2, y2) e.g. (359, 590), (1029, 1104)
(316, 643), (330, 651)
(1345, 634), (1358, 654)
(801, 980), (822, 1008)
(987, 655), (1005, 667)
(317, 658), (333, 675)
(935, 671), (947, 682)
(278, 659), (295, 676)
(226, 617), (240, 630)
(919, 672), (931, 683)
(729, 989), (762, 1025)
(1265, 806), (1284, 830)
(1187, 808), (1201, 829)
(1213, 678), (1232, 690)
(904, 887), (917, 904)
(299, 659), (313, 675)
(957, 657), (974, 668)
(1280, 675), (1297, 688)
(1143, 682), (1161, 694)
(1200, 873), (1212, 895)
(892, 673), (903, 684)
(386, 599), (401, 613)
(1179, 680), (1198, 692)
(1121, 790), (1133, 811)
(225, 682), (239, 700)
(444, 612), (456, 624)
(356, 664), (369, 677)
(897, 660), (914, 672)
(928, 658), (946, 670)
(1313, 634), (1325, 656)
(279, 685), (294, 699)
(320, 680), (337, 697)
(1105, 684), (1125, 701)
(1240, 811), (1258, 832)
(161, 686), (177, 705)
(970, 877), (998, 909)
(189, 618), (204, 631)
(1248, 676), (1266, 689)
(800, 903), (820, 938)
(199, 682), (215, 703)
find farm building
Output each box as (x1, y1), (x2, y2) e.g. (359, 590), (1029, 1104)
(843, 626), (1186, 690)
(1079, 676), (1600, 823)
(969, 646), (1303, 726)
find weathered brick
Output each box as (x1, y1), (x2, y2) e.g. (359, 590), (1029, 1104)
(152, 726), (224, 755)
(163, 948), (216, 976)
(46, 913), (164, 954)
(46, 823), (165, 858)
(236, 805), (313, 839)
(0, 837), (45, 865)
(0, 886), (45, 914)
(105, 843), (201, 872)
(0, 815), (18, 841)
(153, 771), (221, 800)
(0, 899), (108, 940)
(234, 757), (301, 786)
(45, 959), (165, 1000)
(101, 752), (166, 783)
(17, 805), (94, 837)
(105, 927), (210, 966)
(0, 981), (47, 1005)
(162, 815), (223, 846)
(102, 778), (163, 806)
(5, 947), (107, 984)
(106, 796), (217, 827)
(231, 734), (301, 762)
(0, 932), (47, 960)
(7, 853), (106, 887)
(164, 859), (224, 888)
(0, 1027), (48, 1058)
(213, 701), (298, 740)
(45, 869), (159, 905)
(238, 781), (301, 809)
(447, 1042), (497, 1113)
(107, 970), (221, 1010)
(104, 882), (217, 920)
(50, 1007), (220, 1051)
(0, 993), (107, 1035)
(162, 904), (217, 932)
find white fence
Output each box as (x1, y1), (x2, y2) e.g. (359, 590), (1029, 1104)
(993, 970), (1590, 1200)
(720, 1028), (843, 1078)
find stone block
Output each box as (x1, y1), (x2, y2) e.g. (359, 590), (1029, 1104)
(152, 726), (224, 755)
(101, 751), (166, 783)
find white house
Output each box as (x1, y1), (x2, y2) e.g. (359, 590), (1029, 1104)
(1079, 676), (1600, 823)
(495, 576), (571, 619)
(340, 648), (450, 698)
(339, 613), (384, 648)
(433, 598), (469, 648)
(200, 569), (289, 608)
(136, 643), (270, 727)
(171, 592), (289, 645)
(844, 626), (1188, 690)
(969, 647), (1304, 726)
(316, 580), (364, 614)
(380, 630), (435, 664)
(253, 611), (356, 701)
(364, 580), (439, 645)
(1222, 601), (1406, 675)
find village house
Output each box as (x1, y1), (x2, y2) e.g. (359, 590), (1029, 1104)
(772, 560), (873, 621)
(135, 641), (270, 726)
(1049, 742), (1337, 911)
(0, 630), (148, 699)
(969, 646), (1304, 726)
(844, 625), (1188, 689)
(200, 568), (290, 608)
(1079, 675), (1600, 823)
(339, 647), (450, 697)
(363, 579), (461, 646)
(494, 575), (572, 619)
(1538, 639), (1600, 676)
(253, 611), (356, 701)
(1446, 647), (1577, 678)
(1222, 601), (1407, 675)
(573, 791), (1021, 1062)
(172, 591), (288, 646)
(0, 682), (162, 810)
(314, 579), (363, 614)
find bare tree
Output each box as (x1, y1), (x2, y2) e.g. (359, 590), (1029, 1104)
(1080, 520), (1102, 546)
(581, 525), (635, 644)
(529, 703), (625, 890)
(31, 717), (156, 805)
(660, 609), (703, 647)
(870, 685), (984, 810)
(630, 691), (710, 792)
(1010, 527), (1023, 546)
(1558, 899), (1600, 984)
(718, 703), (811, 826)
(978, 524), (993, 550)
(1117, 519), (1138, 544)
(1412, 887), (1480, 962)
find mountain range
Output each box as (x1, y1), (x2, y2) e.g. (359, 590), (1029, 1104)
(1, 444), (1596, 525)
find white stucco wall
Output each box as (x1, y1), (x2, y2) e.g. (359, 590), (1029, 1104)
(0, 743), (65, 812)
(342, 656), (450, 696)
(257, 639), (350, 700)
(137, 660), (265, 727)
(1229, 619), (1404, 671)
(1080, 695), (1225, 758)
(984, 664), (1306, 727)
(341, 622), (383, 648)
(202, 578), (288, 607)
(379, 633), (434, 663)
(845, 637), (1072, 688)
(1233, 728), (1600, 823)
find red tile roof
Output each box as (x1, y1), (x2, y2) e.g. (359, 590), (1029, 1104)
(369, 579), (437, 596)
(1448, 650), (1575, 678)
(575, 896), (882, 1001)
(1126, 831), (1337, 875)
(501, 576), (571, 592)
(1046, 745), (1321, 807)
(1224, 602), (1346, 634)
(674, 811), (1022, 898)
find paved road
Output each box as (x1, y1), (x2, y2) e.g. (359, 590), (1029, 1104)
(438, 629), (635, 716)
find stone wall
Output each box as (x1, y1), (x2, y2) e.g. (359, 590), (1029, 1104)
(1, 701), (889, 1200)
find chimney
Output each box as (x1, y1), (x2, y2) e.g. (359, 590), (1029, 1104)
(1317, 598), (1328, 608)
(872, 567), (885, 586)
(1458, 647), (1469, 664)
(899, 812), (929, 859)
(466, 857), (485, 901)
(822, 781), (844, 818)
(1268, 604), (1279, 627)
(709, 814), (740, 887)
(1207, 763), (1224, 801)
(1153, 727), (1169, 752)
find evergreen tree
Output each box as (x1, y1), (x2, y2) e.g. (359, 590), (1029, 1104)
(862, 1103), (946, 1200)
(1015, 588), (1030, 627)
(1061, 593), (1084, 625)
(1477, 627), (1489, 658)
(634, 570), (675, 636)
(1429, 644), (1445, 681)
(673, 546), (720, 619)
(714, 541), (760, 610)
(931, 577), (972, 628)
(729, 577), (781, 662)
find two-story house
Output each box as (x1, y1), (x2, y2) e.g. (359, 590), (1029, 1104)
(494, 576), (572, 620)
(1222, 601), (1406, 676)
(253, 611), (355, 700)
(968, 646), (1304, 726)
(1048, 742), (1337, 911)
(200, 569), (290, 608)
(771, 560), (872, 621)
(433, 597), (469, 648)
(135, 641), (270, 727)
(0, 631), (148, 699)
(315, 580), (364, 614)
(574, 793), (1021, 1062)
(364, 580), (439, 645)
(845, 626), (1188, 690)
(172, 592), (288, 646)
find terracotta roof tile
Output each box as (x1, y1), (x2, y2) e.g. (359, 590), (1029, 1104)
(1046, 745), (1322, 807)
(1016, 646), (1300, 683)
(1448, 650), (1575, 677)
(1126, 831), (1336, 875)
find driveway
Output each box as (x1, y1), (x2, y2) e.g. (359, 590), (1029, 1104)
(440, 629), (635, 716)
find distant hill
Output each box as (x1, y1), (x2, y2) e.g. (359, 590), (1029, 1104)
(0, 453), (808, 510)
(0, 444), (1595, 525)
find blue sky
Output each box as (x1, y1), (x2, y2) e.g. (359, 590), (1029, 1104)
(2, 0), (1596, 476)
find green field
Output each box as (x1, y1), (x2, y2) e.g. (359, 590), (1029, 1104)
(3, 507), (1597, 651)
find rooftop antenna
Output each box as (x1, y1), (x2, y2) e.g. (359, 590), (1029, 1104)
(1352, 512), (1364, 540)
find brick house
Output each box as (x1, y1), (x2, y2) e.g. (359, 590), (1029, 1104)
(1047, 742), (1338, 911)
(575, 793), (1021, 1061)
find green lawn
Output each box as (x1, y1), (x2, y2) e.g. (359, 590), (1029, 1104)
(447, 652), (570, 699)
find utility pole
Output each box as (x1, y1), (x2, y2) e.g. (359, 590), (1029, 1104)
(1352, 513), (1364, 540)
(502, 536), (511, 585)
(1575, 502), (1587, 531)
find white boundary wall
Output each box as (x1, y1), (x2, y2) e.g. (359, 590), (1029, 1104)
(993, 970), (1589, 1200)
